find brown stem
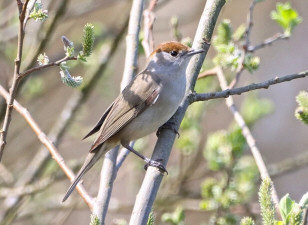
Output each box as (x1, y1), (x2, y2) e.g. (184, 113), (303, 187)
(0, 0), (30, 161)
(19, 56), (77, 78)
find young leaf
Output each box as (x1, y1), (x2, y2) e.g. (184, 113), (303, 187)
(243, 54), (260, 73)
(37, 53), (49, 65)
(233, 24), (246, 41)
(271, 2), (302, 36)
(299, 192), (308, 208)
(59, 63), (83, 87)
(279, 194), (295, 224)
(29, 1), (48, 22)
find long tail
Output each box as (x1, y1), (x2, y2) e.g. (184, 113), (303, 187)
(62, 147), (105, 202)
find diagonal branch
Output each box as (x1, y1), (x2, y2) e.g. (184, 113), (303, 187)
(141, 0), (158, 56)
(129, 0), (226, 224)
(215, 66), (280, 210)
(1, 21), (128, 223)
(0, 84), (94, 209)
(92, 0), (145, 224)
(248, 33), (288, 52)
(190, 70), (308, 103)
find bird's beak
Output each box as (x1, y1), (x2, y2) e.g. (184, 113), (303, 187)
(186, 48), (204, 57)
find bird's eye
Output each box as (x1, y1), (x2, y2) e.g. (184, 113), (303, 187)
(170, 50), (178, 57)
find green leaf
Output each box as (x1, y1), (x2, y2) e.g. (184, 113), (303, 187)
(271, 2), (302, 36)
(243, 54), (260, 73)
(66, 46), (75, 57)
(59, 63), (83, 88)
(37, 53), (49, 65)
(29, 1), (48, 22)
(279, 194), (295, 224)
(161, 207), (185, 225)
(78, 53), (87, 62)
(233, 24), (246, 41)
(299, 192), (308, 208)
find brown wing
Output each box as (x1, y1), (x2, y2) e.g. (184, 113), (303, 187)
(82, 103), (114, 140)
(89, 72), (162, 152)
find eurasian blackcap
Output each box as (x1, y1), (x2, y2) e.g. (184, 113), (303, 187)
(62, 41), (204, 202)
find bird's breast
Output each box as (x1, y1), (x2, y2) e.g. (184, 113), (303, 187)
(119, 74), (186, 141)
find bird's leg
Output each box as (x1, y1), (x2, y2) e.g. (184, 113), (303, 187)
(156, 120), (180, 138)
(121, 142), (168, 174)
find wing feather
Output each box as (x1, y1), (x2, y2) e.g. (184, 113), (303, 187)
(89, 72), (162, 152)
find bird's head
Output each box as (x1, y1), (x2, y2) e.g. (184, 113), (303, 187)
(146, 41), (204, 74)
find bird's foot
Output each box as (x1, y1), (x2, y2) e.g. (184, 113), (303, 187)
(144, 158), (168, 174)
(156, 121), (180, 138)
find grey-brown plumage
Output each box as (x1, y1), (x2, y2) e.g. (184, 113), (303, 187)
(62, 42), (204, 202)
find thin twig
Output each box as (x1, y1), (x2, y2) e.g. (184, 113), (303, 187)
(141, 0), (158, 56)
(19, 56), (77, 78)
(248, 33), (288, 52)
(268, 150), (308, 178)
(116, 142), (135, 170)
(190, 70), (308, 103)
(23, 0), (69, 70)
(0, 0), (69, 121)
(198, 67), (218, 79)
(0, 177), (53, 198)
(244, 0), (257, 49)
(228, 0), (257, 89)
(0, 84), (94, 209)
(215, 66), (280, 211)
(0, 163), (14, 184)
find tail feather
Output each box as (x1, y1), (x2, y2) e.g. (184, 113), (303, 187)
(62, 148), (105, 202)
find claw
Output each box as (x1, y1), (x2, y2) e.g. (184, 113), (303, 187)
(144, 158), (168, 174)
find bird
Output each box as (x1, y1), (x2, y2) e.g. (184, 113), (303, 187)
(62, 41), (204, 202)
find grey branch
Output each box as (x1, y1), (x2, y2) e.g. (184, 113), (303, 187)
(269, 150), (308, 178)
(190, 70), (308, 103)
(93, 0), (145, 224)
(248, 33), (288, 52)
(129, 0), (226, 224)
